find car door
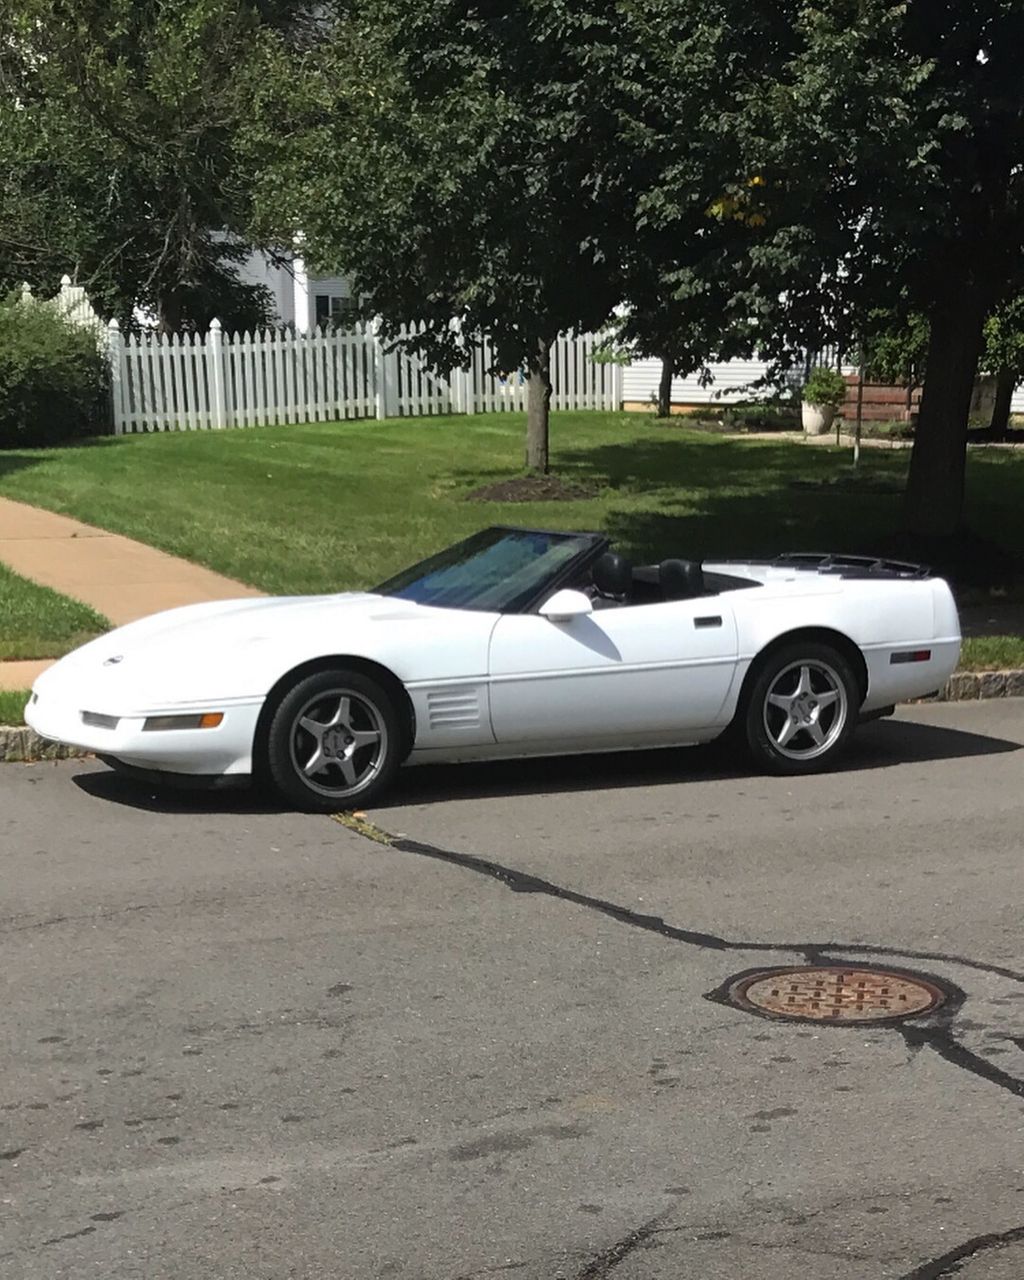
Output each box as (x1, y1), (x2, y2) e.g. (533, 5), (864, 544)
(487, 596), (739, 745)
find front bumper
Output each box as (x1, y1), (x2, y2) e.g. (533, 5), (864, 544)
(25, 691), (264, 777)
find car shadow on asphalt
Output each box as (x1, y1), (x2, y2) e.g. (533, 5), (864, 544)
(378, 717), (1020, 807)
(70, 717), (1020, 815)
(71, 769), (290, 816)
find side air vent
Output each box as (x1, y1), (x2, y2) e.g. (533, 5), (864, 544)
(426, 689), (482, 731)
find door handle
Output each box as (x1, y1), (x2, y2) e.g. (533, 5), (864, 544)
(694, 615), (723, 628)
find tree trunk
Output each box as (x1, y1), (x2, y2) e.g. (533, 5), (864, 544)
(903, 293), (988, 538)
(526, 336), (552, 473)
(989, 368), (1015, 438)
(656, 356), (673, 417)
(157, 292), (183, 335)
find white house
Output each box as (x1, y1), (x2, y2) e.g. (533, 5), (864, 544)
(234, 244), (356, 333)
(232, 241), (815, 410)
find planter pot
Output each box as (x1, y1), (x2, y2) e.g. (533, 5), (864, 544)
(802, 402), (836, 435)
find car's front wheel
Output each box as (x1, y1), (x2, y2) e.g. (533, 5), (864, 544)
(743, 642), (858, 775)
(264, 668), (403, 812)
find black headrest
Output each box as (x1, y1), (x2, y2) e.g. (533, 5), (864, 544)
(659, 558), (705, 600)
(592, 551), (633, 597)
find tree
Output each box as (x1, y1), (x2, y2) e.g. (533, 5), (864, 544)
(247, 0), (811, 465)
(0, 0), (302, 329)
(245, 0), (1024, 516)
(719, 0), (1024, 537)
(849, 302), (1024, 437)
(980, 299), (1024, 437)
(247, 0), (650, 470)
(588, 4), (845, 425)
(608, 0), (1024, 535)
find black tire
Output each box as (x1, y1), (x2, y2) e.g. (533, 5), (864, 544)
(264, 668), (404, 812)
(743, 641), (859, 776)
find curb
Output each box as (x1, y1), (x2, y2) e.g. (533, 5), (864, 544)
(1, 671), (1022, 764)
(933, 669), (1024, 702)
(0, 728), (88, 764)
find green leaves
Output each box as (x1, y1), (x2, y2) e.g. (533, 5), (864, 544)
(0, 293), (109, 446)
(0, 1), (294, 328)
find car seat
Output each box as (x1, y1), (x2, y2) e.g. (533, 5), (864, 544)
(590, 552), (633, 607)
(659, 558), (705, 600)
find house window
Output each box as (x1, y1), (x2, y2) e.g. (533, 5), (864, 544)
(314, 294), (355, 327)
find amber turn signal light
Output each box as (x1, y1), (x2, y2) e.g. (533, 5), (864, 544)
(142, 712), (225, 732)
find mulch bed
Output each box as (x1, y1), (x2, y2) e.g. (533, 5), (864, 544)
(466, 475), (599, 503)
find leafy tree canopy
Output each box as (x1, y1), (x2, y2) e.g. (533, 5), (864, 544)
(0, 0), (307, 329)
(247, 0), (1024, 521)
(721, 0), (1024, 534)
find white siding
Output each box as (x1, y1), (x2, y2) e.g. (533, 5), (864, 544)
(622, 356), (778, 406)
(308, 275), (351, 298)
(306, 274), (355, 332)
(235, 249), (296, 326)
(229, 247), (355, 331)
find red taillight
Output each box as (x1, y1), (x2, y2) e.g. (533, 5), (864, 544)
(890, 649), (932, 665)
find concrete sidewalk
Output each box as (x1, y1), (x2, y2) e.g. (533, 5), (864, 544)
(0, 497), (263, 691)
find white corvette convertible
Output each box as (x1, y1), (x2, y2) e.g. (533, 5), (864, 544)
(27, 526), (961, 810)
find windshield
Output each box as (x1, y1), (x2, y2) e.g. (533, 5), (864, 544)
(373, 528), (597, 613)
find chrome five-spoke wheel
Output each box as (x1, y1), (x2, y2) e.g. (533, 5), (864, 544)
(265, 667), (403, 811)
(290, 690), (388, 798)
(743, 641), (858, 775)
(762, 659), (847, 762)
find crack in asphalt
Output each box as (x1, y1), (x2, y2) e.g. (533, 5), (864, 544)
(571, 1210), (674, 1279)
(0, 901), (178, 935)
(331, 815), (1024, 996)
(899, 1223), (1024, 1279)
(898, 1023), (1024, 1100)
(329, 816), (1024, 1103)
(331, 812), (1024, 1280)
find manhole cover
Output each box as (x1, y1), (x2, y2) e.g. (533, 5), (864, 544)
(722, 965), (947, 1025)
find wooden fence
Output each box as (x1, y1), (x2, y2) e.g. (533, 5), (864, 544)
(106, 320), (622, 434)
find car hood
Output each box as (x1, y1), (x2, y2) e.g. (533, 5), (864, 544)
(34, 592), (442, 712)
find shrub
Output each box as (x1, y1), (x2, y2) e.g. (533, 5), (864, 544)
(722, 401), (799, 432)
(862, 419), (915, 440)
(0, 294), (109, 447)
(801, 366), (848, 410)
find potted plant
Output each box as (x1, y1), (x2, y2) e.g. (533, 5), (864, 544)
(801, 367), (848, 435)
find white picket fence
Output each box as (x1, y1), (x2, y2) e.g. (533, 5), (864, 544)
(18, 275), (106, 341)
(106, 319), (622, 434)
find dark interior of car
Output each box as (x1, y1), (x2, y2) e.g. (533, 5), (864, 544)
(583, 551), (759, 608)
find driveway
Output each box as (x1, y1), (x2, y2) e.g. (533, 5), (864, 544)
(2, 699), (1023, 1279)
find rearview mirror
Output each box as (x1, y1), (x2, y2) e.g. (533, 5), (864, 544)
(539, 589), (593, 622)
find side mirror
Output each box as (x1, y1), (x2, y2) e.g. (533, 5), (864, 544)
(539, 588), (593, 622)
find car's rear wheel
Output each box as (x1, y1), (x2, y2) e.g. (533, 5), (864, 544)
(264, 668), (403, 812)
(744, 642), (858, 775)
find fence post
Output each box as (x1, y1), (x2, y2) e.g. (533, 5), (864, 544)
(372, 318), (398, 420)
(106, 319), (125, 434)
(208, 317), (227, 429)
(453, 360), (470, 416)
(372, 318), (385, 420)
(611, 356), (624, 411)
(449, 317), (470, 414)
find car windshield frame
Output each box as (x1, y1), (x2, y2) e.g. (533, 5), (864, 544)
(372, 526), (608, 615)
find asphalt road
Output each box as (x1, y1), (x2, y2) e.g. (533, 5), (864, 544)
(3, 699), (1024, 1279)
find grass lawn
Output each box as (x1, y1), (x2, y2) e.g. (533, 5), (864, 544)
(0, 412), (1022, 670)
(960, 635), (1024, 670)
(0, 689), (29, 725)
(0, 562), (107, 660)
